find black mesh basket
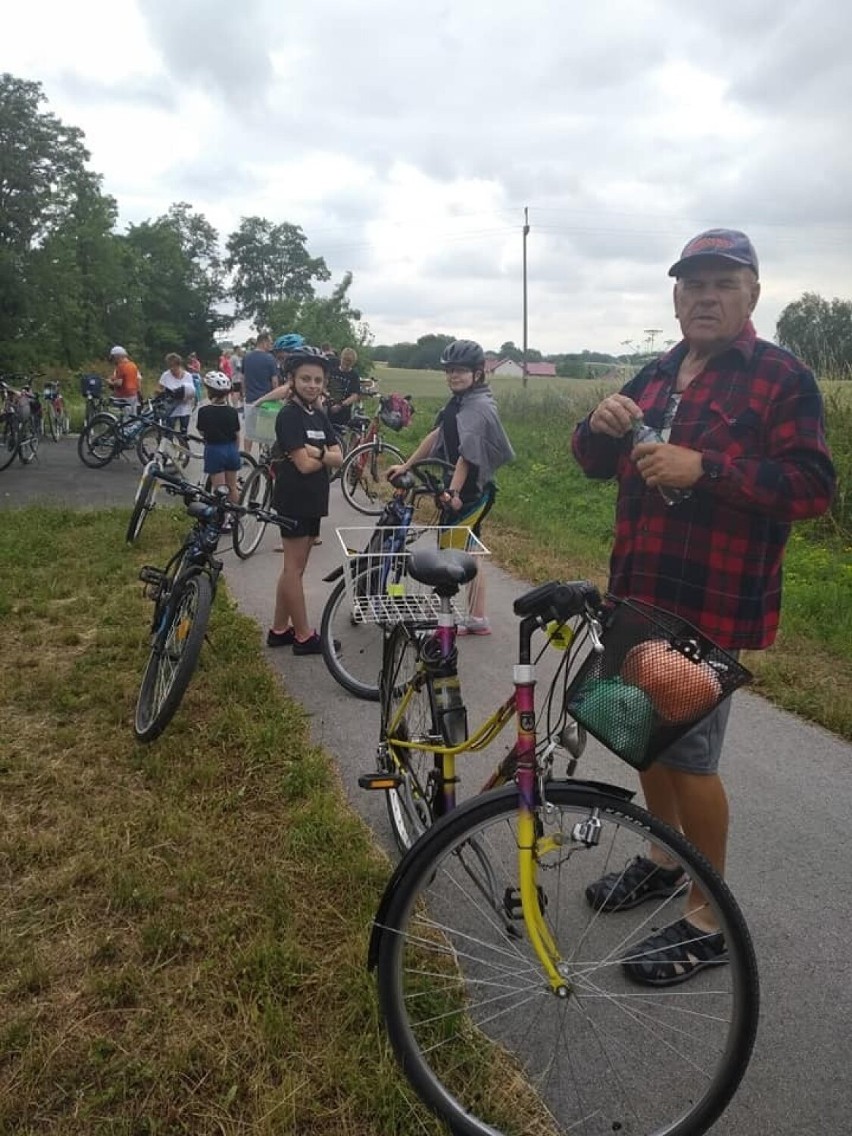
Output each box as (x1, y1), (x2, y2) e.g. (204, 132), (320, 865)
(80, 373), (103, 397)
(565, 598), (752, 771)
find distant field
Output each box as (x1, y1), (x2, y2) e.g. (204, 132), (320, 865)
(372, 364), (621, 403)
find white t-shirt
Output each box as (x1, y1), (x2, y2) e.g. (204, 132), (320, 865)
(158, 370), (194, 418)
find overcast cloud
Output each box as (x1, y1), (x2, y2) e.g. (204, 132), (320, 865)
(3, 0), (851, 353)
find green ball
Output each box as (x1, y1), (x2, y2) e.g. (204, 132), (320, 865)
(574, 677), (656, 765)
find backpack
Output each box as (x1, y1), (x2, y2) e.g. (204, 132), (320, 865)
(380, 392), (414, 431)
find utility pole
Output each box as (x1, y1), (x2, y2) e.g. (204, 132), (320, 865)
(522, 207), (529, 388)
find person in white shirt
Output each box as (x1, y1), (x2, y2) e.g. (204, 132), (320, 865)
(156, 353), (195, 433)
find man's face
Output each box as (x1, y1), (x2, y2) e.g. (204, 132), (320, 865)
(673, 260), (760, 352)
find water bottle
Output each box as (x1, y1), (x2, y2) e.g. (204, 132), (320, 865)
(432, 672), (468, 746)
(631, 415), (692, 506)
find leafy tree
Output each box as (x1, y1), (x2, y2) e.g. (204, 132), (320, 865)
(125, 203), (230, 366)
(225, 217), (330, 330)
(777, 293), (852, 377)
(0, 73), (117, 369)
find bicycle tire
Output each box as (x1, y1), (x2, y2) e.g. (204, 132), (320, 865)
(381, 625), (439, 851)
(374, 781), (759, 1136)
(339, 439), (405, 515)
(77, 414), (119, 467)
(134, 573), (213, 743)
(126, 464), (159, 544)
(17, 417), (39, 464)
(320, 568), (386, 701)
(0, 415), (18, 471)
(234, 464), (273, 559)
(135, 423), (192, 468)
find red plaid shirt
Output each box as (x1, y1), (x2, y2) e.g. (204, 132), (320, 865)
(571, 322), (835, 650)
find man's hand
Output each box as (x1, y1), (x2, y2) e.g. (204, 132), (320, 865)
(589, 393), (642, 437)
(632, 442), (703, 490)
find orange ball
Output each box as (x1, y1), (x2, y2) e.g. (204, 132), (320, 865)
(621, 641), (722, 724)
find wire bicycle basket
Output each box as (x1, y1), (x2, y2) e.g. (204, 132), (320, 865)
(334, 525), (489, 626)
(565, 598), (752, 771)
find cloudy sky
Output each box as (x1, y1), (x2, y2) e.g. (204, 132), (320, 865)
(3, 0), (851, 355)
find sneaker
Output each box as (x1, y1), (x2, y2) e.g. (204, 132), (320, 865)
(457, 616), (491, 636)
(266, 627), (295, 648)
(292, 631), (323, 656)
(585, 855), (685, 912)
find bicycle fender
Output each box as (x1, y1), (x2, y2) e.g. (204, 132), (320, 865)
(366, 779), (636, 970)
(322, 565), (344, 583)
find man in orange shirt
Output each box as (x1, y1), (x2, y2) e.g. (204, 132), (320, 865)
(108, 346), (141, 416)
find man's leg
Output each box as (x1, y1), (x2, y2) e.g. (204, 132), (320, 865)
(640, 764), (729, 930)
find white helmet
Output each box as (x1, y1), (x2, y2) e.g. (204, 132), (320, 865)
(109, 345), (128, 357)
(203, 370), (231, 392)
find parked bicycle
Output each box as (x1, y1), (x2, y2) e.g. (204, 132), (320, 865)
(79, 373), (110, 426)
(77, 394), (191, 469)
(363, 549), (759, 1136)
(319, 459), (457, 699)
(41, 379), (70, 440)
(336, 392), (414, 515)
(0, 377), (40, 467)
(134, 473), (294, 742)
(127, 441), (256, 546)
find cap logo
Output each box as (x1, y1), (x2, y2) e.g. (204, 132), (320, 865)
(684, 235), (736, 255)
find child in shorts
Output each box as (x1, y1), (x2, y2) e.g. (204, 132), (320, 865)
(266, 347), (343, 654)
(196, 371), (241, 525)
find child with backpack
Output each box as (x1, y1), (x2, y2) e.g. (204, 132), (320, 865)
(386, 339), (514, 635)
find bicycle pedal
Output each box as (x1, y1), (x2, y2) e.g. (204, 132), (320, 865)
(358, 772), (403, 791)
(138, 566), (166, 586)
(502, 885), (548, 920)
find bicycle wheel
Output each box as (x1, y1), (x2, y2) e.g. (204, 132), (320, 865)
(126, 464), (160, 544)
(17, 417), (39, 464)
(340, 440), (405, 515)
(135, 423), (191, 468)
(77, 414), (119, 467)
(234, 464), (272, 559)
(0, 415), (18, 471)
(381, 625), (439, 852)
(374, 782), (759, 1136)
(134, 573), (213, 743)
(320, 568), (386, 701)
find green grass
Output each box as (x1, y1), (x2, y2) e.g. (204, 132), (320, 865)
(0, 506), (449, 1135)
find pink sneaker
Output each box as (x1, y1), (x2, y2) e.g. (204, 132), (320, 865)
(457, 617), (491, 636)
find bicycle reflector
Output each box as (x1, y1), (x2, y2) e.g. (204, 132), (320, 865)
(358, 773), (403, 791)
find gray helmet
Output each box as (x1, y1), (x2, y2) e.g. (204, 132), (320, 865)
(439, 340), (485, 371)
(283, 345), (332, 377)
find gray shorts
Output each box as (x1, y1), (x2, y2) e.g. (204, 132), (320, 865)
(656, 696), (733, 775)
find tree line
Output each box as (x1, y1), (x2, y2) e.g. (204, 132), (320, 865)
(0, 74), (370, 374)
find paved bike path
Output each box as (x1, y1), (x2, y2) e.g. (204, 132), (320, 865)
(3, 440), (850, 1135)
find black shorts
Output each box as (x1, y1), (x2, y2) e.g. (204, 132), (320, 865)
(277, 515), (321, 539)
(231, 377), (242, 391)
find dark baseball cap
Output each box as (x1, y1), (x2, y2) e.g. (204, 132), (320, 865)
(668, 228), (759, 278)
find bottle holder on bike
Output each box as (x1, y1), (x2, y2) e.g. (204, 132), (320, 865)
(335, 525), (489, 626)
(565, 598), (752, 771)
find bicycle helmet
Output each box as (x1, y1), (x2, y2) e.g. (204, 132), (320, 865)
(109, 345), (128, 358)
(439, 339), (486, 372)
(203, 370), (232, 392)
(283, 345), (332, 376)
(272, 332), (306, 353)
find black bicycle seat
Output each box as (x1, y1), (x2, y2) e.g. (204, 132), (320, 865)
(407, 548), (478, 595)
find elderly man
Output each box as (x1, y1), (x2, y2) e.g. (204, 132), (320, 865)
(240, 332), (279, 453)
(572, 228), (835, 985)
(107, 345), (141, 417)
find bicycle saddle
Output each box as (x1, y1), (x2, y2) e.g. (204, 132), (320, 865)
(406, 548), (478, 594)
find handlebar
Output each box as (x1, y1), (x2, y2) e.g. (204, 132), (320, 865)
(156, 470), (297, 532)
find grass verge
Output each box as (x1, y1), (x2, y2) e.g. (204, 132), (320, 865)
(0, 507), (446, 1135)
